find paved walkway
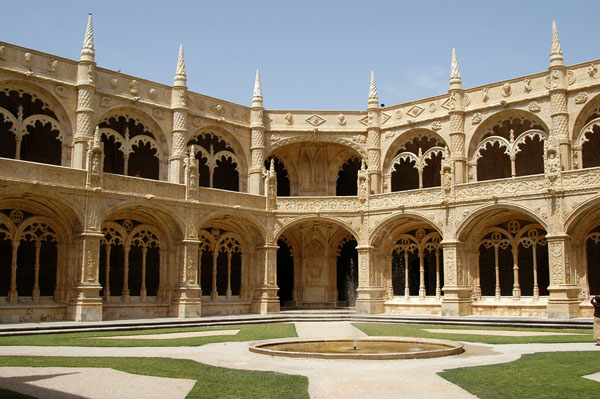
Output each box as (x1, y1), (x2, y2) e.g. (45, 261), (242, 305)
(0, 321), (597, 398)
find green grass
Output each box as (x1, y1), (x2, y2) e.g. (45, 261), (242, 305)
(0, 388), (35, 399)
(0, 323), (297, 347)
(353, 322), (593, 344)
(0, 356), (309, 399)
(440, 351), (600, 399)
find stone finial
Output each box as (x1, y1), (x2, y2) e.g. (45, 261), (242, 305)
(269, 158), (275, 173)
(174, 44), (187, 87)
(81, 14), (95, 61)
(550, 20), (564, 65)
(450, 48), (461, 80)
(368, 71), (379, 107)
(252, 69), (263, 107)
(92, 126), (102, 149)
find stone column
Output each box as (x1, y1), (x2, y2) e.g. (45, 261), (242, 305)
(169, 44), (189, 183)
(67, 232), (103, 321)
(355, 245), (385, 313)
(548, 22), (571, 170)
(169, 239), (202, 318)
(448, 49), (467, 183)
(440, 240), (472, 316)
(367, 72), (382, 194)
(249, 70), (266, 195)
(546, 234), (579, 318)
(73, 15), (97, 169)
(251, 243), (280, 314)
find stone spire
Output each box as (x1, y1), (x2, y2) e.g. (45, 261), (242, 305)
(252, 69), (263, 107)
(550, 20), (564, 66)
(80, 13), (95, 62)
(368, 71), (379, 108)
(450, 48), (461, 80)
(174, 44), (187, 87)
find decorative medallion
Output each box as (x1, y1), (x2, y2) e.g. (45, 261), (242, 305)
(284, 113), (294, 125)
(100, 96), (110, 108)
(431, 121), (442, 131)
(9, 210), (23, 224)
(212, 104), (225, 114)
(482, 88), (489, 102)
(337, 114), (346, 125)
(149, 88), (157, 99)
(193, 117), (203, 127)
(55, 86), (67, 97)
(471, 112), (482, 125)
(47, 59), (57, 72)
(305, 114), (326, 126)
(128, 80), (139, 95)
(110, 77), (119, 88)
(122, 219), (133, 232)
(523, 78), (532, 92)
(589, 64), (598, 78)
(575, 92), (588, 104)
(152, 108), (164, 120)
(394, 110), (403, 119)
(501, 82), (512, 97)
(406, 105), (424, 118)
(428, 103), (437, 113)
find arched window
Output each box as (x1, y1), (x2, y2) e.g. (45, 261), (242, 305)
(391, 228), (443, 299)
(0, 89), (65, 165)
(336, 235), (358, 306)
(476, 220), (548, 299)
(387, 136), (443, 192)
(471, 117), (546, 181)
(189, 133), (239, 191)
(336, 157), (361, 196)
(98, 116), (161, 179)
(198, 228), (243, 300)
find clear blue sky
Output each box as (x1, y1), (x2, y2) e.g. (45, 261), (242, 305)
(1, 1), (599, 110)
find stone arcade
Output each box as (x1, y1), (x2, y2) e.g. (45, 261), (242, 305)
(0, 17), (599, 322)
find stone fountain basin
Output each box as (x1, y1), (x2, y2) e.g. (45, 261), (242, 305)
(249, 337), (464, 360)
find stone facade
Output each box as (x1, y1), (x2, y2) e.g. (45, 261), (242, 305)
(0, 18), (599, 322)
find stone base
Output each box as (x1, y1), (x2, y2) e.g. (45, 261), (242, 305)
(67, 284), (103, 321)
(251, 287), (280, 314)
(547, 285), (580, 318)
(441, 286), (472, 316)
(355, 287), (385, 314)
(169, 285), (202, 318)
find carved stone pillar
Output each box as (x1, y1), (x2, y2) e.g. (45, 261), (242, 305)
(548, 22), (571, 170)
(67, 232), (103, 321)
(367, 125), (381, 194)
(170, 44), (189, 183)
(448, 49), (467, 183)
(73, 15), (97, 169)
(546, 234), (579, 318)
(249, 71), (266, 195)
(251, 243), (280, 314)
(440, 240), (472, 316)
(355, 245), (384, 314)
(169, 239), (202, 318)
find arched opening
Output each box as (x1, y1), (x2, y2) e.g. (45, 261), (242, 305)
(198, 229), (243, 300)
(336, 157), (361, 196)
(0, 236), (12, 296)
(472, 116), (546, 181)
(389, 136), (444, 192)
(277, 237), (294, 306)
(189, 133), (239, 192)
(0, 89), (63, 166)
(99, 220), (162, 302)
(585, 229), (600, 295)
(98, 116), (160, 180)
(391, 228), (443, 298)
(336, 236), (358, 306)
(477, 219), (549, 298)
(265, 157), (291, 196)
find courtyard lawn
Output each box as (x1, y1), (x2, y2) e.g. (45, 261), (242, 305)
(0, 356), (309, 399)
(353, 322), (593, 344)
(439, 351), (600, 399)
(0, 323), (297, 347)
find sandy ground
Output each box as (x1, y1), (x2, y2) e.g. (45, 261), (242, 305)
(421, 328), (587, 337)
(0, 322), (597, 398)
(95, 329), (239, 340)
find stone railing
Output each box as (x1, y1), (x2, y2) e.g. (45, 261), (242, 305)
(103, 173), (186, 200)
(277, 196), (357, 212)
(370, 186), (442, 209)
(197, 187), (265, 209)
(0, 158), (86, 187)
(454, 174), (547, 200)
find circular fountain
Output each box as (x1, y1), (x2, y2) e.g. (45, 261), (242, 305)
(249, 337), (463, 360)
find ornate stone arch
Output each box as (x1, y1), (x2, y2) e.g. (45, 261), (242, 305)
(0, 81), (73, 166)
(382, 128), (448, 171)
(274, 216), (359, 244)
(270, 134), (367, 159)
(188, 125), (248, 192)
(571, 92), (600, 143)
(370, 212), (443, 249)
